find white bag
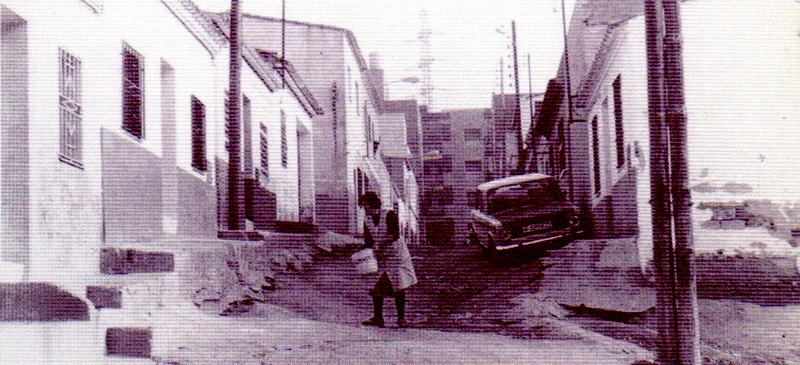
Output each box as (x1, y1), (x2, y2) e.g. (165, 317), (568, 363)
(351, 248), (378, 274)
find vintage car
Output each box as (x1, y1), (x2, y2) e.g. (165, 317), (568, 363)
(468, 173), (584, 256)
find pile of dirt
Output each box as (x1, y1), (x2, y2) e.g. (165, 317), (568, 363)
(190, 239), (316, 315)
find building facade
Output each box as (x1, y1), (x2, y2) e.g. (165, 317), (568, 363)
(419, 107), (494, 245)
(487, 93), (544, 180)
(0, 1), (320, 362)
(533, 0), (800, 268)
(237, 15), (408, 236)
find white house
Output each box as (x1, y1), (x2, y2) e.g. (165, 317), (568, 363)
(209, 15), (321, 230)
(0, 1), (320, 362)
(544, 0), (800, 269)
(0, 0), (235, 286)
(236, 15), (402, 236)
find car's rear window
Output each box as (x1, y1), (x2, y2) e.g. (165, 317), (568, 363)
(487, 179), (561, 213)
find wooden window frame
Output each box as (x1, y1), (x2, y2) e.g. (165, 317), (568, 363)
(121, 43), (144, 139)
(592, 115), (601, 195)
(190, 96), (207, 172)
(613, 74), (625, 169)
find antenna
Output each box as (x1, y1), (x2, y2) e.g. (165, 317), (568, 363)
(419, 9), (434, 108)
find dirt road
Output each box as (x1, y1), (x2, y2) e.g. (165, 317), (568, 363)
(258, 239), (800, 365)
(266, 244), (558, 334)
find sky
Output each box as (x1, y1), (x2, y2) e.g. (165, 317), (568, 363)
(192, 0), (577, 111)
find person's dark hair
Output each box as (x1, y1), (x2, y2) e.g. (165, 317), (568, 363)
(358, 191), (381, 209)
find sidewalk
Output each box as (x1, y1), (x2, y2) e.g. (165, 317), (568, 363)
(150, 303), (654, 365)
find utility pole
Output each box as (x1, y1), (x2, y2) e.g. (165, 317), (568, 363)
(527, 53), (536, 172)
(559, 0), (574, 201)
(511, 21), (525, 174)
(495, 57), (504, 180)
(281, 0), (286, 88)
(419, 10), (434, 108)
(499, 56), (507, 176)
(644, 0), (700, 363)
(499, 57), (504, 96)
(662, 0), (700, 362)
(227, 0), (243, 230)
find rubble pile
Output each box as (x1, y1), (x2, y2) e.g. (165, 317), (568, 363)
(188, 238), (317, 315)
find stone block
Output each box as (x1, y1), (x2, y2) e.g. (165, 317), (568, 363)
(106, 327), (151, 358)
(100, 247), (174, 274)
(86, 285), (122, 309)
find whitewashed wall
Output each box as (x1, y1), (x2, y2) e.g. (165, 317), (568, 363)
(588, 0), (800, 268)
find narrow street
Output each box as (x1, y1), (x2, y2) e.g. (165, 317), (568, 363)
(267, 244), (551, 334)
(152, 239), (654, 365)
(255, 238), (800, 365)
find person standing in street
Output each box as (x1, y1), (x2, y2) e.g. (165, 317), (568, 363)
(358, 191), (417, 328)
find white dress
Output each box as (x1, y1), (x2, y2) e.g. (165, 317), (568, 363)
(365, 210), (418, 291)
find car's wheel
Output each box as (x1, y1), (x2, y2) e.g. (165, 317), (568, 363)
(475, 236), (491, 257)
(482, 236), (502, 262)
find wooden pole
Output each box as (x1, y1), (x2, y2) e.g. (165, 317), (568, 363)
(662, 0), (700, 362)
(227, 0), (243, 230)
(527, 53), (536, 172)
(559, 0), (574, 200)
(645, 0), (700, 363)
(512, 21), (525, 174)
(281, 0), (286, 88)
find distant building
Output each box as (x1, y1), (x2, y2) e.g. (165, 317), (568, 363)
(420, 107), (492, 245)
(487, 93), (544, 179)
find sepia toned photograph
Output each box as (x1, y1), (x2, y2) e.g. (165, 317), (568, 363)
(0, 0), (798, 363)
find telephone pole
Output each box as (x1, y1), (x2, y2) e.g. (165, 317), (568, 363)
(227, 0), (244, 230)
(281, 0), (286, 88)
(527, 53), (536, 172)
(644, 0), (699, 363)
(419, 10), (434, 108)
(511, 21), (525, 174)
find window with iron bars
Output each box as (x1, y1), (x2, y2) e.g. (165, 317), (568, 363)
(122, 43), (144, 139)
(191, 96), (207, 172)
(260, 123), (269, 182)
(59, 48), (83, 168)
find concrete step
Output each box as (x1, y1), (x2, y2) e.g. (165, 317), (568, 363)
(88, 235), (318, 363)
(105, 327), (152, 359)
(0, 321), (101, 364)
(102, 358), (157, 365)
